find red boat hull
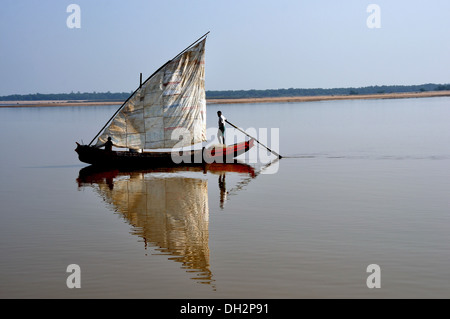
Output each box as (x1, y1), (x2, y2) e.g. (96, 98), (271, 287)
(75, 139), (254, 168)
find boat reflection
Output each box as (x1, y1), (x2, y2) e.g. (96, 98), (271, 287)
(76, 163), (255, 287)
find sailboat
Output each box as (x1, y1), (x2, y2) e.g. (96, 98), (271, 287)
(75, 32), (254, 168)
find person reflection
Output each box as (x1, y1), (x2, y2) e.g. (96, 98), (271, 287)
(218, 173), (228, 209)
(105, 176), (114, 190)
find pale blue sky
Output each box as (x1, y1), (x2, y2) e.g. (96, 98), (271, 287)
(0, 0), (449, 95)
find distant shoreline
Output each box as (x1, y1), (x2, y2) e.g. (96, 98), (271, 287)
(0, 100), (122, 107)
(206, 90), (450, 104)
(1, 90), (450, 107)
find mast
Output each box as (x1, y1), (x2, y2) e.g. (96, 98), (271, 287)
(88, 32), (210, 146)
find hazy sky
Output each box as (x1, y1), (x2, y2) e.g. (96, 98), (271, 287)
(1, 0), (449, 95)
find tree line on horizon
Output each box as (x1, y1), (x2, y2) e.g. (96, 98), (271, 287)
(1, 84), (450, 101)
(206, 83), (450, 99)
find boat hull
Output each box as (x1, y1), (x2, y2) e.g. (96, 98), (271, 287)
(75, 139), (254, 168)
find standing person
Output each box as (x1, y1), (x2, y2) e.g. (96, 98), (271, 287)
(217, 111), (226, 145)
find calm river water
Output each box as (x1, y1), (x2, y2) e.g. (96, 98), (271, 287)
(1, 97), (449, 298)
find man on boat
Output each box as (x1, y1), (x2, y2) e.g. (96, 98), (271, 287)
(97, 136), (114, 152)
(217, 111), (226, 145)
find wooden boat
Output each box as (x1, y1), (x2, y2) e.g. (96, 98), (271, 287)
(75, 139), (254, 168)
(75, 32), (254, 168)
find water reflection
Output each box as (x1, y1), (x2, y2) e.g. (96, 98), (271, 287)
(76, 164), (255, 287)
(218, 174), (227, 209)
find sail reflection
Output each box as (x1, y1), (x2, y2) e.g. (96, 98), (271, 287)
(77, 163), (256, 287)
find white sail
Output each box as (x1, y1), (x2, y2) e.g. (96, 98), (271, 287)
(96, 39), (206, 150)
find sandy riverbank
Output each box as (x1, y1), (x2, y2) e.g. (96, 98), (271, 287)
(1, 90), (450, 107)
(0, 100), (123, 107)
(207, 90), (450, 104)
